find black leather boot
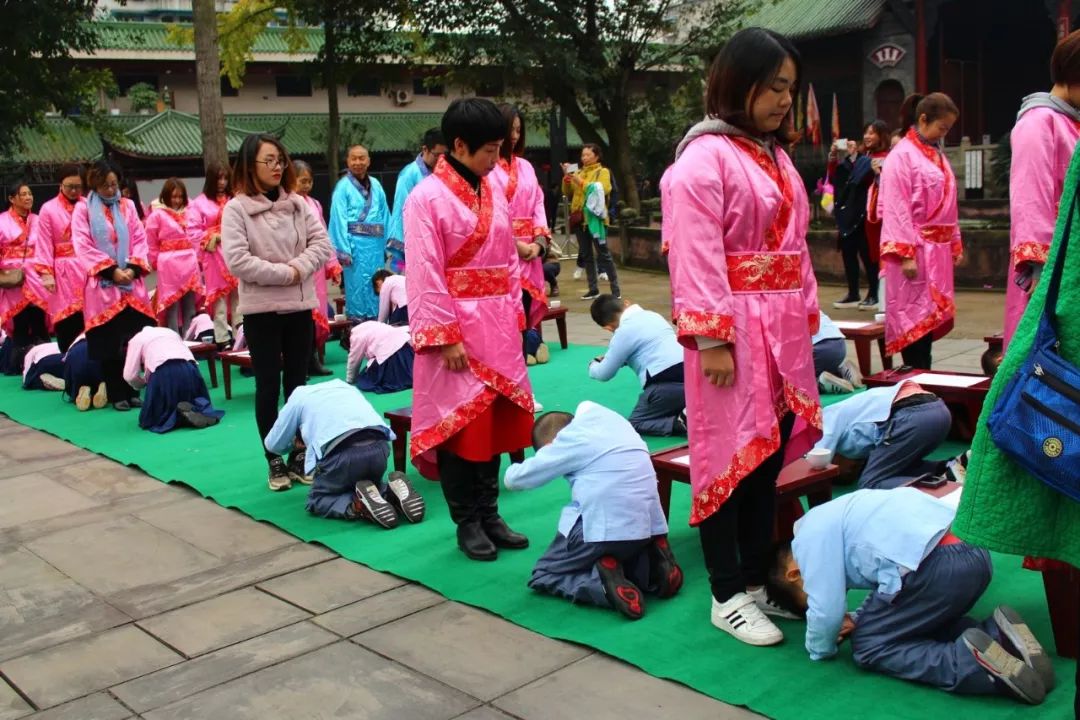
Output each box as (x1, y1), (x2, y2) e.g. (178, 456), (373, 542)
(477, 458), (529, 550)
(438, 451), (497, 561)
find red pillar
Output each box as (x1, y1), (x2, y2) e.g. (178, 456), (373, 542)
(1060, 0), (1072, 39)
(915, 0), (928, 93)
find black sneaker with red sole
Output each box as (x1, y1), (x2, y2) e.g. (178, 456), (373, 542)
(648, 536), (684, 598)
(596, 555), (645, 620)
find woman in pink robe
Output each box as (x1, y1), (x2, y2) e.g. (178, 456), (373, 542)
(188, 163), (240, 347)
(29, 165), (85, 352)
(71, 161), (155, 410)
(146, 178), (204, 336)
(880, 93), (962, 369)
(294, 160), (342, 375)
(0, 181), (50, 374)
(662, 29), (821, 647)
(405, 99), (532, 562)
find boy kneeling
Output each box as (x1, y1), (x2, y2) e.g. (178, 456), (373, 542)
(504, 402), (682, 619)
(264, 379), (425, 528)
(768, 487), (1054, 705)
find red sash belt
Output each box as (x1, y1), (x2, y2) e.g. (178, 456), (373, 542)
(919, 225), (956, 244)
(447, 267), (511, 299)
(511, 218), (534, 240)
(1, 244), (29, 260)
(726, 252), (802, 293)
(54, 242), (75, 258)
(160, 238), (190, 252)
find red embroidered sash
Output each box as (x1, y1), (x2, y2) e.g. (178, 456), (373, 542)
(726, 252), (802, 293)
(919, 225), (956, 243)
(160, 238), (190, 252)
(730, 137), (793, 251)
(54, 243), (75, 258)
(447, 267), (511, 298)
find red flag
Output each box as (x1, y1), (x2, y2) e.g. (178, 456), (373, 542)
(831, 93), (841, 141)
(805, 84), (821, 146)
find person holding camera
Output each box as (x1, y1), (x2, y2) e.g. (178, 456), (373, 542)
(562, 144), (620, 300)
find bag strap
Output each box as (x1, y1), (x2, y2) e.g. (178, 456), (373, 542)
(1044, 186), (1077, 325)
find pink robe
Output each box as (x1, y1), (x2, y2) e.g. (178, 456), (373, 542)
(662, 134), (822, 526)
(187, 193), (237, 308)
(303, 195), (342, 345)
(28, 195), (83, 326)
(1004, 106), (1080, 348)
(879, 129), (962, 356)
(0, 209), (49, 333)
(405, 156), (532, 472)
(489, 156), (550, 329)
(145, 206), (204, 323)
(70, 198), (154, 331)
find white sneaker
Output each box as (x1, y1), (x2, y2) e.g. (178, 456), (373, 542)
(839, 358), (864, 389)
(40, 373), (65, 392)
(599, 272), (609, 281)
(532, 397), (544, 413)
(818, 371), (854, 395)
(711, 592), (783, 646)
(748, 586), (801, 620)
(573, 267), (584, 280)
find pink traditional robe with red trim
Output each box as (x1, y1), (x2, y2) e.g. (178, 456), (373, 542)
(662, 134), (822, 526)
(489, 156), (550, 329)
(187, 193), (237, 308)
(404, 156), (533, 476)
(70, 198), (154, 331)
(145, 206), (204, 323)
(1004, 106), (1080, 348)
(879, 130), (962, 356)
(28, 194), (84, 326)
(0, 209), (49, 333)
(303, 195), (342, 345)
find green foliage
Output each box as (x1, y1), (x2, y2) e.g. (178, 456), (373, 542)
(0, 0), (115, 158)
(990, 131), (1011, 200)
(126, 82), (160, 113)
(628, 75), (703, 185)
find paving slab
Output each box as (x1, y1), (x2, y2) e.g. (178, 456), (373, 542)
(357, 602), (591, 701)
(313, 583), (445, 637)
(0, 679), (31, 720)
(48, 457), (168, 501)
(136, 498), (297, 562)
(112, 621), (338, 714)
(0, 473), (101, 530)
(494, 653), (759, 720)
(23, 693), (132, 720)
(142, 641), (479, 720)
(137, 587), (311, 657)
(258, 557), (405, 613)
(25, 516), (222, 597)
(451, 708), (518, 720)
(0, 429), (96, 477)
(1, 625), (182, 709)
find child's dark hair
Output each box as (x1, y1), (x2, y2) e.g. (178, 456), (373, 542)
(1052, 28), (1080, 86)
(422, 127), (445, 150)
(532, 411), (573, 449)
(441, 98), (506, 154)
(589, 294), (624, 327)
(766, 542), (807, 619)
(371, 268), (393, 292)
(56, 163), (83, 184)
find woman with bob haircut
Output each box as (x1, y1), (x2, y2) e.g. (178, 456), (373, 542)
(220, 133), (333, 492)
(188, 161), (240, 347)
(661, 27), (822, 647)
(146, 177), (203, 335)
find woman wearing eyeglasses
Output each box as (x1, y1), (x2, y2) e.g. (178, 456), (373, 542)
(221, 134), (333, 491)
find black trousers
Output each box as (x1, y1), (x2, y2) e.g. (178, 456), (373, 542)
(85, 307), (154, 403)
(575, 226), (619, 296)
(12, 305), (48, 347)
(698, 412), (795, 602)
(245, 310), (314, 460)
(901, 332), (933, 370)
(54, 312), (85, 354)
(840, 228), (879, 300)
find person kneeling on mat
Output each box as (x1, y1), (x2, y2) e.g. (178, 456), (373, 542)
(123, 326), (224, 432)
(767, 487), (1054, 705)
(504, 402), (682, 620)
(264, 379), (424, 528)
(22, 341), (65, 392)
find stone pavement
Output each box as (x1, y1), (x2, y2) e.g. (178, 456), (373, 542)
(0, 268), (996, 719)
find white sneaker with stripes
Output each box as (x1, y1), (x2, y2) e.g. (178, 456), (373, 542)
(711, 592), (783, 646)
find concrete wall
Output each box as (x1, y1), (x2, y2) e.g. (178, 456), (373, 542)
(860, 9), (916, 128)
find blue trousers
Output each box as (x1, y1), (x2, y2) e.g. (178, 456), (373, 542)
(529, 518), (652, 608)
(813, 337), (847, 377)
(858, 398), (952, 489)
(307, 435), (389, 519)
(628, 381), (686, 436)
(851, 543), (1000, 695)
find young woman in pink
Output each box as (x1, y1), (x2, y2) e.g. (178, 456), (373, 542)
(294, 159), (341, 376)
(662, 28), (821, 647)
(146, 178), (204, 336)
(0, 181), (49, 374)
(188, 163), (240, 348)
(29, 164), (86, 352)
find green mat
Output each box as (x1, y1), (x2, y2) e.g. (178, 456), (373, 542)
(1, 342), (1072, 719)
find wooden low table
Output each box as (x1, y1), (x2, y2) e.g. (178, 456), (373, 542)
(384, 406), (525, 474)
(537, 305), (569, 349)
(218, 351), (252, 400)
(833, 320), (893, 376)
(184, 340), (219, 389)
(318, 318), (353, 363)
(651, 444), (836, 541)
(982, 332), (1004, 376)
(864, 368), (991, 441)
(334, 297), (346, 315)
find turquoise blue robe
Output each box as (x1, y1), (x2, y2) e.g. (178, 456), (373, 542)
(385, 155), (431, 273)
(329, 175), (390, 318)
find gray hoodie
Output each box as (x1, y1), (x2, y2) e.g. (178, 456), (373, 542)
(674, 118), (777, 162)
(1016, 92), (1080, 123)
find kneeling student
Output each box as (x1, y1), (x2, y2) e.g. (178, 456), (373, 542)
(372, 269), (408, 326)
(346, 321), (414, 394)
(62, 335), (107, 411)
(264, 379), (425, 528)
(504, 402), (682, 619)
(813, 312), (862, 394)
(22, 341), (65, 391)
(768, 487), (1054, 705)
(588, 295), (686, 436)
(124, 326), (224, 432)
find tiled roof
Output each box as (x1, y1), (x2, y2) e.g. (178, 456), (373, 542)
(11, 119), (104, 164)
(109, 111), (254, 158)
(745, 0), (886, 40)
(89, 20), (324, 54)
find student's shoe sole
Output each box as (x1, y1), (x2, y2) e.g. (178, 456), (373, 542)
(176, 401), (219, 429)
(994, 606), (1055, 691)
(386, 471), (425, 523)
(75, 386), (92, 411)
(648, 536), (683, 599)
(962, 629), (1045, 705)
(534, 343), (550, 364)
(40, 373), (65, 392)
(352, 481), (399, 529)
(92, 382), (108, 409)
(596, 555), (645, 620)
(267, 476), (292, 491)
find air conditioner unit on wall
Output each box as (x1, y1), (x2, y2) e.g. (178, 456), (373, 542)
(392, 88), (414, 106)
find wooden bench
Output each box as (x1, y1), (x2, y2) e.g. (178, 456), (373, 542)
(184, 340), (219, 389)
(218, 351), (252, 400)
(651, 444), (836, 541)
(864, 368), (991, 441)
(537, 305), (569, 349)
(384, 406), (525, 474)
(833, 320), (893, 376)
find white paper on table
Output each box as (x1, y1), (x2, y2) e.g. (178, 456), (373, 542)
(906, 372), (985, 388)
(833, 320), (873, 330)
(936, 486), (963, 510)
(671, 454), (691, 466)
(183, 340), (200, 347)
(232, 351), (251, 358)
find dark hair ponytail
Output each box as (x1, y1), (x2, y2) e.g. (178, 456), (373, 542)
(898, 93), (924, 131)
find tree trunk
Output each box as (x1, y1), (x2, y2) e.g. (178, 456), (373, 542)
(608, 120), (640, 212)
(324, 14), (341, 178)
(192, 0), (228, 171)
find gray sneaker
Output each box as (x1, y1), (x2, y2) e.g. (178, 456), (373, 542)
(961, 629), (1045, 705)
(818, 371), (854, 395)
(352, 480), (399, 529)
(267, 457), (292, 492)
(385, 471), (425, 523)
(994, 605), (1055, 691)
